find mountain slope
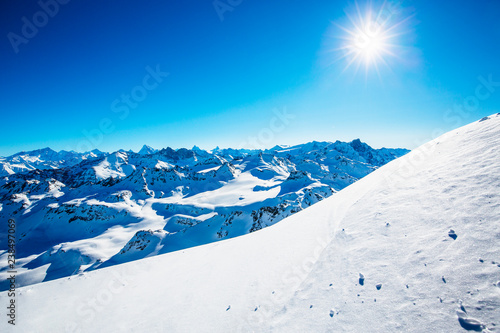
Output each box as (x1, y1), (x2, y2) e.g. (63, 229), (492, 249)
(138, 145), (158, 155)
(0, 148), (105, 177)
(2, 114), (499, 332)
(268, 114), (500, 332)
(0, 140), (407, 289)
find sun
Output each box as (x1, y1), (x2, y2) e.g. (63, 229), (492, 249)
(352, 19), (388, 64)
(335, 2), (409, 75)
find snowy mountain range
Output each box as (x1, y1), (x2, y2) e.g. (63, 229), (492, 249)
(0, 139), (408, 290)
(2, 114), (498, 332)
(0, 148), (108, 177)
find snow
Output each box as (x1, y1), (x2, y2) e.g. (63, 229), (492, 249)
(0, 148), (106, 177)
(154, 160), (174, 169)
(138, 145), (158, 155)
(92, 152), (133, 180)
(2, 114), (499, 332)
(197, 165), (222, 174)
(0, 138), (388, 283)
(152, 170), (282, 208)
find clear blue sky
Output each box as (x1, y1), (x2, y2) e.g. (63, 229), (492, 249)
(1, 0), (499, 156)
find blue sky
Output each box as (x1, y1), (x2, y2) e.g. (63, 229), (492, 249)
(1, 0), (499, 156)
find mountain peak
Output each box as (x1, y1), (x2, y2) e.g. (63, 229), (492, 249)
(349, 138), (371, 152)
(138, 145), (158, 155)
(39, 147), (56, 152)
(30, 147), (57, 155)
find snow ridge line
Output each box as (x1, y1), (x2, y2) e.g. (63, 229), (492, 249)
(238, 158), (388, 331)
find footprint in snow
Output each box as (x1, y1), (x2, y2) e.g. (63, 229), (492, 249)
(448, 229), (457, 240)
(376, 283), (382, 290)
(359, 273), (365, 286)
(456, 301), (485, 332)
(226, 306), (231, 311)
(458, 316), (484, 331)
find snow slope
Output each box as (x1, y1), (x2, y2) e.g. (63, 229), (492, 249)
(2, 114), (500, 332)
(0, 148), (105, 177)
(0, 140), (406, 289)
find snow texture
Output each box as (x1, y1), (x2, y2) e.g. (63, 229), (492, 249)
(0, 139), (405, 289)
(1, 114), (498, 332)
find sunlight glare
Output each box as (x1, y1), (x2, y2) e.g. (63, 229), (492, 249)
(335, 2), (409, 76)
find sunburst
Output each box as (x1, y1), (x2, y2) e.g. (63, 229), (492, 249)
(335, 2), (410, 76)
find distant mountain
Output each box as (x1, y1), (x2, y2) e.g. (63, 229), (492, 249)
(0, 148), (106, 177)
(137, 145), (158, 155)
(0, 139), (408, 290)
(8, 114), (500, 333)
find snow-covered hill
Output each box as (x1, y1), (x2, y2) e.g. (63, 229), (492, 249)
(2, 114), (498, 332)
(0, 148), (106, 177)
(0, 139), (407, 290)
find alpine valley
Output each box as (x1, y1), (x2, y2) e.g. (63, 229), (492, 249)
(2, 114), (499, 333)
(0, 139), (408, 290)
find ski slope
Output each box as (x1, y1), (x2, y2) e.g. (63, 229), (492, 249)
(2, 114), (499, 332)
